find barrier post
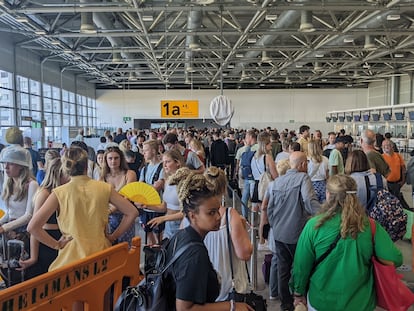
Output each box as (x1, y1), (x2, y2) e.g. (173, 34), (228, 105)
(0, 237), (142, 310)
(250, 209), (258, 290)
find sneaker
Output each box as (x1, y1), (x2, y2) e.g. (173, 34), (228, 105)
(269, 295), (279, 300)
(258, 242), (269, 251)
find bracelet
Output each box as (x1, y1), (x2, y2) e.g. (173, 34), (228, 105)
(53, 241), (61, 250)
(294, 293), (304, 297)
(230, 299), (235, 311)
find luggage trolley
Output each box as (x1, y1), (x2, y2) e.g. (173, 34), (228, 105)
(0, 234), (26, 287)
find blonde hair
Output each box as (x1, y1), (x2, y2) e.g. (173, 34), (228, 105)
(118, 139), (131, 153)
(2, 166), (33, 203)
(163, 149), (185, 178)
(276, 159), (290, 176)
(308, 139), (323, 163)
(61, 147), (89, 177)
(189, 139), (205, 158)
(316, 174), (366, 239)
(41, 157), (64, 192)
(169, 167), (215, 219)
(204, 166), (227, 196)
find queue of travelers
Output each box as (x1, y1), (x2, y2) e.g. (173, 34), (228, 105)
(0, 125), (411, 311)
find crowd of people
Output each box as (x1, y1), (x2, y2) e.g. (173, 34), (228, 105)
(0, 124), (410, 311)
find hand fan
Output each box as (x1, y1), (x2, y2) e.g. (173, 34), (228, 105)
(119, 182), (161, 205)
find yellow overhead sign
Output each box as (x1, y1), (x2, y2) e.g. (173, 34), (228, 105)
(161, 100), (199, 118)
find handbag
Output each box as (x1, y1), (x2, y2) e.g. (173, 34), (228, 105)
(257, 155), (272, 201)
(369, 218), (414, 311)
(225, 208), (267, 311)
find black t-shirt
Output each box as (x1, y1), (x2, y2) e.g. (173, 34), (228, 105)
(166, 226), (220, 309)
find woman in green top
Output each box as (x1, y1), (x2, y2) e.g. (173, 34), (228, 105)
(292, 174), (402, 311)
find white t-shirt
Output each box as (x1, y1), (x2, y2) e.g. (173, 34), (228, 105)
(307, 156), (329, 181)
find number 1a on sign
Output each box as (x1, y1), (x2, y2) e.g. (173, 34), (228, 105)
(162, 102), (180, 116)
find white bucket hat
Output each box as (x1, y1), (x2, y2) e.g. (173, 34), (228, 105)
(0, 145), (32, 168)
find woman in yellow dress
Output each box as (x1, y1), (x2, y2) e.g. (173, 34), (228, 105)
(27, 146), (138, 271)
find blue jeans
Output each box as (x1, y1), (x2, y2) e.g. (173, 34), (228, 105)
(269, 251), (278, 297)
(275, 241), (296, 311)
(241, 179), (254, 219)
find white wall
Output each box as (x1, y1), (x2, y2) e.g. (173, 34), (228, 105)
(96, 88), (368, 134)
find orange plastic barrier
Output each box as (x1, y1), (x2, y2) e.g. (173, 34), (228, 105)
(0, 237), (142, 310)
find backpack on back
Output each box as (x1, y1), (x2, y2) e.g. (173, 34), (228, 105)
(365, 173), (407, 241)
(114, 241), (203, 311)
(240, 146), (256, 180)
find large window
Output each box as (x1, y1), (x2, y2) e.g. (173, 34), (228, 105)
(0, 69), (97, 145)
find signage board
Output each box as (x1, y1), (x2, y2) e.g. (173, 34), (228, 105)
(160, 100), (198, 118)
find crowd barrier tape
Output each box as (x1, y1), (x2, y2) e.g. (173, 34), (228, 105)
(0, 237), (142, 310)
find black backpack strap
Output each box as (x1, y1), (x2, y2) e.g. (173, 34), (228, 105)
(310, 233), (341, 275)
(152, 163), (163, 184)
(364, 175), (371, 206)
(143, 163), (148, 182)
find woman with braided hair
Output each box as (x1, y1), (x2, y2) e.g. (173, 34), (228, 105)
(164, 167), (253, 311)
(292, 174), (402, 311)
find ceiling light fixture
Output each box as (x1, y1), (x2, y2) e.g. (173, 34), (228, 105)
(343, 37), (354, 43)
(128, 72), (137, 81)
(73, 55), (82, 60)
(34, 30), (46, 35)
(284, 77), (292, 84)
(142, 15), (154, 22)
(227, 64), (235, 69)
(339, 72), (347, 76)
(15, 16), (29, 23)
(265, 14), (278, 21)
(315, 53), (324, 58)
(387, 14), (400, 21)
(247, 38), (257, 44)
(321, 78), (327, 82)
(236, 53), (244, 58)
(189, 42), (201, 50)
(150, 38), (158, 44)
(299, 11), (315, 33)
(51, 40), (60, 45)
(394, 53), (404, 58)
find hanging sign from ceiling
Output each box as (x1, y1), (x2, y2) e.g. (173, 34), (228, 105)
(160, 100), (199, 118)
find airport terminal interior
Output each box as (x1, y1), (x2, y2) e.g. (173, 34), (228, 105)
(1, 0), (414, 310)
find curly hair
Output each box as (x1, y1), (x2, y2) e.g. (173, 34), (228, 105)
(204, 166), (226, 196)
(168, 167), (215, 219)
(315, 174), (366, 239)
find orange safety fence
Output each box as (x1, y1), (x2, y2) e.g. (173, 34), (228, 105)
(0, 237), (142, 310)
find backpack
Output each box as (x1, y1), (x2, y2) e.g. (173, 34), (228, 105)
(240, 147), (256, 180)
(114, 241), (203, 311)
(143, 163), (163, 184)
(365, 174), (407, 241)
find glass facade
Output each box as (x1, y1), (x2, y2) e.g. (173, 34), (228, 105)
(0, 69), (96, 145)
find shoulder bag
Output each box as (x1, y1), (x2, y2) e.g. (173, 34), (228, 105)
(368, 218), (414, 311)
(225, 208), (267, 311)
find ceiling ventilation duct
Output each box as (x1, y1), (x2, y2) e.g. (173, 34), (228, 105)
(112, 50), (122, 62)
(364, 35), (377, 51)
(80, 0), (96, 33)
(299, 11), (315, 32)
(210, 95), (234, 126)
(185, 10), (203, 74)
(261, 51), (271, 63)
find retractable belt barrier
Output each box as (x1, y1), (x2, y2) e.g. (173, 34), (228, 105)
(0, 237), (142, 310)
